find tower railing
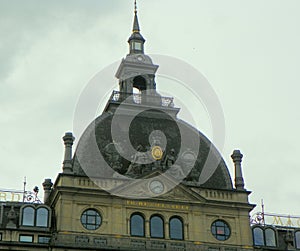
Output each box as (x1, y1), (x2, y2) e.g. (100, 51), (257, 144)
(109, 91), (174, 107)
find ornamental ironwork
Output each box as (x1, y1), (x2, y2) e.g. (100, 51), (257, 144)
(0, 187), (42, 204)
(109, 91), (174, 107)
(251, 211), (300, 228)
(250, 212), (265, 225)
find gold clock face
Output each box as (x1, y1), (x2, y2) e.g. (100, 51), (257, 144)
(151, 146), (163, 160)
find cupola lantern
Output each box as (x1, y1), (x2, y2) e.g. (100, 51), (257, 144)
(128, 0), (145, 54)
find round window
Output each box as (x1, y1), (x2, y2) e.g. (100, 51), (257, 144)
(80, 209), (102, 230)
(211, 220), (231, 241)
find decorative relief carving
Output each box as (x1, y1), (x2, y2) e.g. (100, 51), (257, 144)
(6, 206), (17, 228)
(75, 235), (89, 244)
(131, 239), (146, 248)
(73, 111), (233, 190)
(94, 238), (107, 246)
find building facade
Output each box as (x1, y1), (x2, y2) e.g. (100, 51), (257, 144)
(1, 3), (296, 251)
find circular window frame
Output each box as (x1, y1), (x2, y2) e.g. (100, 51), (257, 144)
(211, 220), (231, 241)
(80, 209), (102, 230)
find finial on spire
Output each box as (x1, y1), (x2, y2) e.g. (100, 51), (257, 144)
(133, 0), (140, 33)
(128, 0), (145, 54)
(134, 0), (137, 14)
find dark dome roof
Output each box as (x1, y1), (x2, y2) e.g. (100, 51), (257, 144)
(72, 108), (233, 190)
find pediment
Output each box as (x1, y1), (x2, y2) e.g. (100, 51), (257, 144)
(109, 170), (206, 202)
(157, 184), (206, 203)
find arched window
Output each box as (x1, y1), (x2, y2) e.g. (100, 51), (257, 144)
(265, 228), (276, 247)
(169, 217), (184, 240)
(22, 206), (35, 226)
(150, 215), (164, 238)
(253, 227), (265, 246)
(36, 207), (49, 227)
(130, 213), (145, 237)
(295, 231), (300, 249)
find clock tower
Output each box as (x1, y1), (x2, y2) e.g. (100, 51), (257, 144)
(114, 0), (161, 106)
(49, 1), (255, 250)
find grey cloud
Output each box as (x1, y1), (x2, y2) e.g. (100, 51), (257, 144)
(0, 0), (126, 81)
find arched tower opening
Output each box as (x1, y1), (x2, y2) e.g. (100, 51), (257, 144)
(133, 76), (146, 92)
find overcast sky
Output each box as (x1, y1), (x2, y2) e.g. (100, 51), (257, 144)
(1, 0), (300, 217)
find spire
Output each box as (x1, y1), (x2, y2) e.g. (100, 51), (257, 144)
(133, 0), (140, 32)
(128, 0), (145, 54)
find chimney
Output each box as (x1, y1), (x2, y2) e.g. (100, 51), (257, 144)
(231, 150), (245, 190)
(62, 132), (75, 173)
(42, 178), (53, 203)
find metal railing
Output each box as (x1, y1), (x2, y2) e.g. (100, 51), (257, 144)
(109, 91), (175, 108)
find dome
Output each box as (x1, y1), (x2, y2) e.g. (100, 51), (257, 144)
(72, 108), (233, 190)
(71, 5), (233, 191)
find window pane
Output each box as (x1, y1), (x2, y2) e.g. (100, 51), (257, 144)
(38, 236), (51, 244)
(150, 216), (164, 238)
(217, 235), (226, 241)
(295, 231), (300, 249)
(170, 217), (183, 240)
(87, 216), (95, 224)
(211, 220), (231, 241)
(225, 227), (230, 236)
(36, 208), (49, 227)
(20, 235), (33, 242)
(22, 207), (35, 226)
(81, 209), (102, 230)
(134, 42), (142, 50)
(253, 227), (265, 246)
(130, 214), (145, 237)
(265, 228), (276, 247)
